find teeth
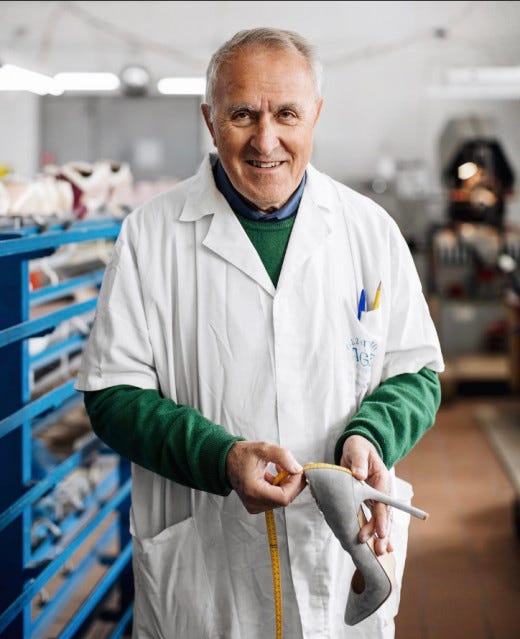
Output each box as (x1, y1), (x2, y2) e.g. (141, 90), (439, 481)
(249, 161), (281, 168)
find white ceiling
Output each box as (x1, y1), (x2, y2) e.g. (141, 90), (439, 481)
(2, 1), (520, 197)
(1, 1), (520, 77)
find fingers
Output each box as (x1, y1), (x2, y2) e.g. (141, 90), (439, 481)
(339, 434), (375, 481)
(249, 471), (306, 514)
(346, 453), (368, 482)
(372, 501), (390, 541)
(268, 447), (303, 475)
(226, 441), (305, 514)
(341, 435), (396, 555)
(358, 502), (393, 555)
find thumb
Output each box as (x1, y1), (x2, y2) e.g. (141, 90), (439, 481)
(341, 436), (369, 480)
(349, 454), (368, 481)
(265, 444), (303, 475)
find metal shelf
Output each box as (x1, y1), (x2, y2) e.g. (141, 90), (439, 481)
(0, 217), (133, 638)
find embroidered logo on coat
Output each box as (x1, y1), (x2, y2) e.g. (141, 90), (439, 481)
(350, 336), (378, 394)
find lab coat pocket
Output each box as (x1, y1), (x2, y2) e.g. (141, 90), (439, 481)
(132, 516), (217, 639)
(350, 308), (383, 397)
(359, 308), (383, 334)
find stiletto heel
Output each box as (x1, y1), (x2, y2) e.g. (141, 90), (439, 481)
(353, 478), (429, 521)
(304, 463), (428, 626)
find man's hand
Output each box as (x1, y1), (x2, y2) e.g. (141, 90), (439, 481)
(340, 434), (393, 556)
(226, 441), (305, 514)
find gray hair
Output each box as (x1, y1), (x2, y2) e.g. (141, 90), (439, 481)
(204, 27), (323, 109)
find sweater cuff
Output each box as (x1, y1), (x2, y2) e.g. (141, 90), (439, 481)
(215, 435), (246, 495)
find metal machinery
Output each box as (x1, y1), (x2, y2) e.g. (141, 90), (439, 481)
(0, 216), (133, 638)
(429, 117), (520, 539)
(428, 116), (520, 390)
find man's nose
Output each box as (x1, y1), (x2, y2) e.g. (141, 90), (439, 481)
(250, 119), (279, 156)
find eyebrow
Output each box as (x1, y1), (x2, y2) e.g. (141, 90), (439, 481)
(226, 104), (256, 116)
(226, 103), (305, 116)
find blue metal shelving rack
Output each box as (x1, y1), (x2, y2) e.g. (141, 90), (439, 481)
(0, 218), (133, 638)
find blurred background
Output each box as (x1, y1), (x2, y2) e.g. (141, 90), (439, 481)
(1, 2), (519, 638)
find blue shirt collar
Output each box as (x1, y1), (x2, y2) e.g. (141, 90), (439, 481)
(213, 159), (305, 222)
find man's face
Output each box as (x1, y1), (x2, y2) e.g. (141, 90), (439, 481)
(202, 46), (323, 213)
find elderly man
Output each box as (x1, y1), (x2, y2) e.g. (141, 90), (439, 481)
(77, 27), (443, 639)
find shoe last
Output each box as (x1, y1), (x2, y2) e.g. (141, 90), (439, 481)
(1, 174), (73, 217)
(305, 466), (394, 625)
(58, 161), (111, 218)
(96, 160), (133, 216)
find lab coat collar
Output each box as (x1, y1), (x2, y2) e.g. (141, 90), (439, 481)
(179, 156), (274, 294)
(304, 162), (338, 213)
(179, 155), (337, 222)
(204, 204), (276, 296)
(179, 155), (337, 296)
(179, 154), (225, 222)
(276, 163), (336, 288)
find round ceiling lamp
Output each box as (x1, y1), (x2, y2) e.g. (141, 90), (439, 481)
(120, 64), (150, 96)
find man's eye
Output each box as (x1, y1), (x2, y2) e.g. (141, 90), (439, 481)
(232, 112), (252, 124)
(279, 111), (297, 121)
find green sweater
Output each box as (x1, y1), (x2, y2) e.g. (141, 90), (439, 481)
(84, 214), (441, 495)
(236, 214), (296, 286)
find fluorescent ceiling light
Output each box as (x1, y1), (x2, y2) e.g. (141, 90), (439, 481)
(54, 72), (120, 92)
(447, 66), (520, 85)
(157, 77), (206, 95)
(427, 85), (520, 100)
(428, 65), (520, 100)
(0, 66), (120, 94)
(0, 64), (62, 95)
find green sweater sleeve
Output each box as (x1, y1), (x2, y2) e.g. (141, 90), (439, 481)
(334, 367), (441, 469)
(83, 385), (244, 496)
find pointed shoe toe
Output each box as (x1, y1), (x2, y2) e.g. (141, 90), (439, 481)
(305, 466), (394, 625)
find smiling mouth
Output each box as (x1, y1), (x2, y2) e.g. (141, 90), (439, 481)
(247, 160), (284, 168)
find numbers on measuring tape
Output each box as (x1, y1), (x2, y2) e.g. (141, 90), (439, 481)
(265, 509), (283, 639)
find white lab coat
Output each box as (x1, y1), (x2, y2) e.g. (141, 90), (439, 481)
(76, 155), (444, 639)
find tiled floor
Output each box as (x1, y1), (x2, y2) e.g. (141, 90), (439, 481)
(395, 396), (520, 639)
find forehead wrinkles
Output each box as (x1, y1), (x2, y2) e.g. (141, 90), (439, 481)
(215, 47), (315, 100)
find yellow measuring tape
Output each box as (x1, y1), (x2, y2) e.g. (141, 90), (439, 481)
(265, 508), (283, 639)
(264, 463), (354, 639)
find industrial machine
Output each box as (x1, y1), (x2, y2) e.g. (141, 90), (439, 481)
(428, 116), (520, 388)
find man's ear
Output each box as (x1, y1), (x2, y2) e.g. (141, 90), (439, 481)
(201, 104), (217, 146)
(313, 98), (324, 127)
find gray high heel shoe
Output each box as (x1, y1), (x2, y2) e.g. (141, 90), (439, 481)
(305, 464), (428, 626)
